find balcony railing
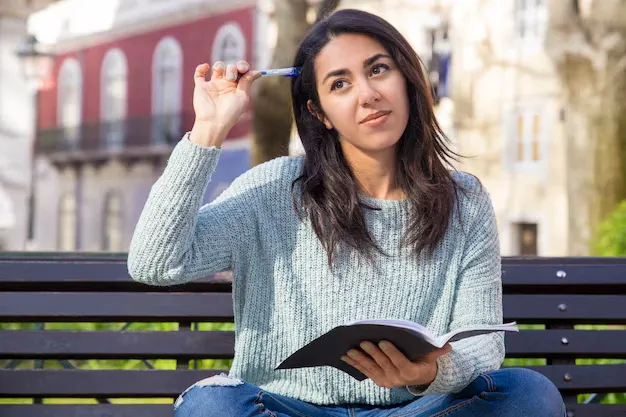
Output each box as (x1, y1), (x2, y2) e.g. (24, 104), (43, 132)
(36, 113), (196, 157)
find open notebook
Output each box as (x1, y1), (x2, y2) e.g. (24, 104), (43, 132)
(275, 319), (518, 381)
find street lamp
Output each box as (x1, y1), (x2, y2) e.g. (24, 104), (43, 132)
(16, 35), (55, 90)
(15, 34), (55, 249)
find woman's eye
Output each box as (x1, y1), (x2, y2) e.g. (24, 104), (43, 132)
(330, 80), (346, 91)
(371, 64), (389, 75)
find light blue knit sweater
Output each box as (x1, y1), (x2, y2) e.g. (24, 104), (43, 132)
(127, 135), (505, 406)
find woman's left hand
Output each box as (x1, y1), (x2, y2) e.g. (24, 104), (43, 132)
(340, 341), (452, 389)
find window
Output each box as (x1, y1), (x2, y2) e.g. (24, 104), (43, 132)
(504, 105), (545, 166)
(102, 191), (124, 252)
(152, 37), (183, 144)
(514, 0), (547, 46)
(100, 48), (128, 150)
(514, 222), (538, 256)
(57, 58), (82, 148)
(211, 23), (246, 65)
(58, 193), (76, 251)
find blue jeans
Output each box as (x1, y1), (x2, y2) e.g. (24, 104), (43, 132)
(174, 368), (566, 416)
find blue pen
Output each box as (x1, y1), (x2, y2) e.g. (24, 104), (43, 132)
(259, 67), (301, 77)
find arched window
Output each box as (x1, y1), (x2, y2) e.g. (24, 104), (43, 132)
(58, 193), (76, 251)
(152, 36), (183, 144)
(102, 190), (124, 252)
(211, 23), (246, 65)
(100, 48), (127, 149)
(57, 57), (82, 148)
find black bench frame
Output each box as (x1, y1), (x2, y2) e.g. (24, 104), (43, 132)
(1, 254), (625, 417)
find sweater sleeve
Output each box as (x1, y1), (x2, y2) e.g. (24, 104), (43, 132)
(407, 184), (505, 396)
(127, 134), (254, 286)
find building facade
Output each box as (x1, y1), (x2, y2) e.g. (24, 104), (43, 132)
(29, 0), (257, 251)
(449, 0), (569, 256)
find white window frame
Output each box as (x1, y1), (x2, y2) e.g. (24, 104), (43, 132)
(502, 103), (548, 171)
(57, 57), (83, 148)
(152, 36), (183, 144)
(100, 48), (128, 150)
(211, 22), (247, 65)
(513, 0), (548, 49)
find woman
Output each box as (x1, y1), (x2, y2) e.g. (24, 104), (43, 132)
(128, 9), (566, 417)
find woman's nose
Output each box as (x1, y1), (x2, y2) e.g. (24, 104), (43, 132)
(358, 80), (381, 106)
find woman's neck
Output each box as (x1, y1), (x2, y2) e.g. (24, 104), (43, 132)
(342, 146), (405, 200)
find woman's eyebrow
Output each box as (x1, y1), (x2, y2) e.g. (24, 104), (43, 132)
(322, 53), (392, 84)
(363, 53), (391, 67)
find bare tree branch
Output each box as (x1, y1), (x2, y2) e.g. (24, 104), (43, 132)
(571, 0), (596, 46)
(316, 0), (340, 23)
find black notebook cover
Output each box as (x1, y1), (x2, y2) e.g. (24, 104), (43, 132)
(275, 324), (441, 381)
(275, 324), (512, 381)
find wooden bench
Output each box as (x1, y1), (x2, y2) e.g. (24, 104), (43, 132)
(0, 254), (625, 417)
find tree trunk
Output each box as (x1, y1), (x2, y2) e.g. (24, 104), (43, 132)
(560, 59), (626, 254)
(250, 0), (340, 166)
(546, 0), (626, 254)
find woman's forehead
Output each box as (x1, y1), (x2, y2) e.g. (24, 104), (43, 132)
(314, 33), (388, 73)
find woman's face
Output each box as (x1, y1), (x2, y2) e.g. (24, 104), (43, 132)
(310, 33), (410, 156)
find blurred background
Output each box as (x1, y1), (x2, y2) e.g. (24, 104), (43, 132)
(0, 0), (625, 258)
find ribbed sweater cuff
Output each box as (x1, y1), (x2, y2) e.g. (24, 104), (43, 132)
(165, 133), (222, 193)
(406, 353), (454, 396)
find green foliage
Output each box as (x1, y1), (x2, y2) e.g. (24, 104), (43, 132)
(592, 200), (626, 255)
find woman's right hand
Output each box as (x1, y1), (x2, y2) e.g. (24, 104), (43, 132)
(190, 60), (260, 147)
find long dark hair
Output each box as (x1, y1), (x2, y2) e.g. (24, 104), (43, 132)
(291, 9), (462, 265)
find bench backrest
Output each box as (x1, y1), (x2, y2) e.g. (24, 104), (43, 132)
(1, 254), (625, 417)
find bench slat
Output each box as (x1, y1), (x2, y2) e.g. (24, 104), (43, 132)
(564, 404), (626, 417)
(0, 404), (173, 417)
(505, 330), (626, 358)
(0, 292), (234, 322)
(0, 259), (231, 292)
(2, 330), (625, 360)
(503, 294), (626, 324)
(0, 369), (220, 397)
(1, 365), (625, 397)
(2, 292), (624, 323)
(525, 364), (626, 394)
(502, 256), (626, 265)
(0, 404), (623, 417)
(502, 264), (626, 294)
(0, 330), (235, 359)
(2, 257), (626, 293)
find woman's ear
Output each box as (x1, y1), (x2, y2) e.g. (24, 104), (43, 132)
(307, 99), (333, 130)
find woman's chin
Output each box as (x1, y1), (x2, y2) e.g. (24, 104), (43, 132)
(339, 133), (402, 155)
(362, 135), (402, 152)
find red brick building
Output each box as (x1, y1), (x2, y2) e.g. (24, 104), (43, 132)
(31, 0), (259, 251)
